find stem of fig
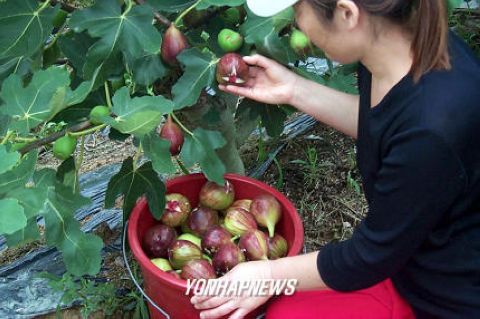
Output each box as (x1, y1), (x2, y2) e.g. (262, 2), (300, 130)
(76, 135), (85, 169)
(170, 113), (194, 136)
(174, 0), (202, 26)
(1, 130), (13, 145)
(176, 158), (190, 175)
(69, 124), (106, 137)
(104, 82), (113, 109)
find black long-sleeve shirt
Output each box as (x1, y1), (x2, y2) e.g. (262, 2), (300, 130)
(317, 32), (480, 318)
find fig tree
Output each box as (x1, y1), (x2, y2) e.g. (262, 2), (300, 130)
(159, 115), (184, 156)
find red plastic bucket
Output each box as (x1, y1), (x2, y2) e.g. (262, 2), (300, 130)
(128, 173), (304, 319)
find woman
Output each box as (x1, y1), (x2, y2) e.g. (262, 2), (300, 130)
(191, 0), (480, 318)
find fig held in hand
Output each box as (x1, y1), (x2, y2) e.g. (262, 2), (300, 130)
(216, 53), (249, 86)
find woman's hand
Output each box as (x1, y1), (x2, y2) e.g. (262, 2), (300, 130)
(190, 260), (274, 319)
(219, 55), (300, 105)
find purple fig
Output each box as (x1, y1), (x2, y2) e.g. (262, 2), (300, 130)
(224, 207), (257, 236)
(181, 259), (217, 280)
(178, 233), (202, 248)
(151, 258), (173, 271)
(238, 230), (269, 261)
(212, 243), (245, 275)
(161, 24), (189, 66)
(199, 180), (235, 210)
(160, 115), (184, 156)
(250, 194), (282, 237)
(187, 207), (219, 237)
(168, 240), (203, 269)
(201, 226), (232, 255)
(267, 234), (288, 260)
(161, 193), (191, 227)
(142, 224), (177, 258)
(216, 53), (250, 86)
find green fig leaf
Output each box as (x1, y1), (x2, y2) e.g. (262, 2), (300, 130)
(0, 145), (21, 174)
(0, 198), (27, 235)
(142, 131), (176, 175)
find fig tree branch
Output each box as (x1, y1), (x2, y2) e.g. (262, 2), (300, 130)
(135, 0), (171, 27)
(18, 121), (93, 155)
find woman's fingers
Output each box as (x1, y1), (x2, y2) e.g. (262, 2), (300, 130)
(228, 308), (249, 319)
(191, 295), (212, 305)
(243, 54), (274, 69)
(200, 299), (238, 319)
(194, 295), (229, 310)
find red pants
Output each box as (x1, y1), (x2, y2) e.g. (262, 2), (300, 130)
(266, 279), (415, 319)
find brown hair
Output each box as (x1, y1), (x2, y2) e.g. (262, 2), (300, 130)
(306, 0), (451, 82)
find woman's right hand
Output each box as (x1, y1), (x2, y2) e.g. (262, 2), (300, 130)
(219, 54), (300, 106)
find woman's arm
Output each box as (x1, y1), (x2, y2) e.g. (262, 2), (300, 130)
(220, 55), (360, 138)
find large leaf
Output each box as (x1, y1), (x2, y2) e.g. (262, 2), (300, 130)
(0, 67), (94, 133)
(255, 33), (299, 65)
(197, 0), (245, 10)
(0, 0), (57, 59)
(238, 99), (286, 138)
(105, 158), (166, 220)
(180, 128), (226, 184)
(57, 32), (97, 79)
(0, 151), (37, 194)
(142, 131), (176, 175)
(40, 182), (103, 276)
(0, 198), (27, 235)
(56, 157), (80, 194)
(69, 0), (162, 84)
(5, 218), (40, 248)
(0, 56), (33, 87)
(132, 52), (166, 86)
(147, 0), (195, 12)
(172, 48), (218, 109)
(240, 7), (294, 45)
(102, 87), (173, 138)
(0, 145), (20, 174)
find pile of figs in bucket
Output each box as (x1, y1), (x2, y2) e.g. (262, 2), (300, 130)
(128, 173), (303, 318)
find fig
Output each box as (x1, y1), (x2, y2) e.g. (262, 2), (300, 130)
(183, 9), (209, 28)
(218, 28), (244, 52)
(290, 29), (310, 54)
(216, 53), (249, 86)
(201, 226), (232, 255)
(220, 7), (242, 25)
(168, 240), (203, 269)
(199, 180), (235, 210)
(187, 207), (219, 236)
(224, 207), (257, 236)
(239, 230), (269, 261)
(161, 193), (191, 227)
(167, 270), (182, 279)
(89, 105), (110, 125)
(250, 194), (282, 237)
(159, 115), (184, 156)
(161, 24), (189, 66)
(151, 258), (173, 271)
(267, 234), (288, 259)
(181, 259), (217, 280)
(178, 233), (202, 248)
(143, 224), (177, 258)
(230, 199), (252, 212)
(212, 243), (245, 275)
(53, 135), (77, 160)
